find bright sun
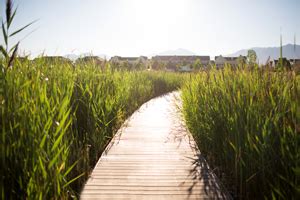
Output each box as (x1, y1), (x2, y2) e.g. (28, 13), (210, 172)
(128, 0), (188, 25)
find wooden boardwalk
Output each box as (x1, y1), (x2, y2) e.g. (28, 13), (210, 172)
(81, 92), (230, 199)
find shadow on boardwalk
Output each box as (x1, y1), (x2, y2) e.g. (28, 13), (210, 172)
(170, 92), (231, 199)
(170, 120), (230, 199)
(188, 154), (229, 199)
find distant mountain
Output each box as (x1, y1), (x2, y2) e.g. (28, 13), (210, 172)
(227, 44), (300, 64)
(156, 48), (196, 56)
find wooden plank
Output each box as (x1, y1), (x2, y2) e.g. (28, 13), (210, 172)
(81, 92), (230, 199)
(81, 194), (222, 200)
(86, 179), (213, 184)
(81, 190), (219, 195)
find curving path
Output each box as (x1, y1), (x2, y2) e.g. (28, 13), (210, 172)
(81, 92), (230, 199)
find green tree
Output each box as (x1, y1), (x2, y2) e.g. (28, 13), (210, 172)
(247, 50), (257, 65)
(192, 59), (202, 70)
(237, 56), (246, 69)
(122, 60), (130, 70)
(181, 59), (188, 66)
(158, 62), (166, 70)
(151, 60), (159, 70)
(134, 60), (144, 70)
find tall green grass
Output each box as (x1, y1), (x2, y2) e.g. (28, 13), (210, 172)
(0, 57), (183, 199)
(182, 67), (299, 199)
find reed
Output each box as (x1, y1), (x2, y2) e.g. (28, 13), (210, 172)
(181, 67), (299, 199)
(0, 57), (183, 199)
(0, 2), (184, 198)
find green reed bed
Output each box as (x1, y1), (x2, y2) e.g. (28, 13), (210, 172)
(181, 68), (299, 199)
(0, 58), (183, 199)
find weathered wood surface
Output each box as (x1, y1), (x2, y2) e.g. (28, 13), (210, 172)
(81, 92), (230, 199)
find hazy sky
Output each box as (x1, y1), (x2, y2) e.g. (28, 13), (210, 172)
(1, 0), (300, 58)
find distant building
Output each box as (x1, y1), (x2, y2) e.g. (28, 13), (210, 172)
(291, 59), (300, 73)
(109, 56), (149, 70)
(110, 56), (148, 64)
(151, 55), (210, 71)
(215, 55), (246, 68)
(76, 56), (104, 65)
(274, 57), (291, 69)
(178, 65), (193, 72)
(16, 56), (29, 63)
(209, 60), (216, 66)
(265, 59), (274, 69)
(34, 56), (72, 64)
(290, 59), (300, 68)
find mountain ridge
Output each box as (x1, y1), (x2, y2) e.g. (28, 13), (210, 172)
(227, 44), (300, 64)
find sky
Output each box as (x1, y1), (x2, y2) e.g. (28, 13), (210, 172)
(0, 0), (300, 58)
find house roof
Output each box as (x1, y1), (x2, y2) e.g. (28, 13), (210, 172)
(85, 56), (103, 59)
(111, 56), (148, 61)
(77, 56), (104, 62)
(36, 56), (65, 59)
(274, 57), (290, 62)
(215, 56), (246, 61)
(274, 58), (291, 65)
(34, 56), (71, 62)
(152, 55), (210, 62)
(295, 59), (300, 64)
(290, 59), (300, 63)
(122, 57), (139, 61)
(225, 57), (238, 61)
